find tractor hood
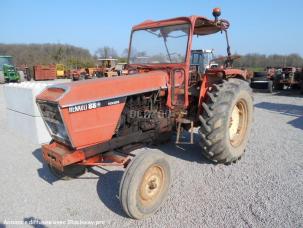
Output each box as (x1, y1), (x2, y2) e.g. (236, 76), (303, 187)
(37, 70), (168, 107)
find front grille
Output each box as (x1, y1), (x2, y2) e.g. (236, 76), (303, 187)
(37, 101), (71, 146)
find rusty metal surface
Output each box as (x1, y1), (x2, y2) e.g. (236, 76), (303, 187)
(132, 16), (229, 35)
(34, 64), (56, 81)
(42, 142), (85, 171)
(42, 141), (131, 170)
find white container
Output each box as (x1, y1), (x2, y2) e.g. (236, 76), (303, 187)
(4, 82), (55, 116)
(3, 80), (70, 144)
(6, 109), (51, 144)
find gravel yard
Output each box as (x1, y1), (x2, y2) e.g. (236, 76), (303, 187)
(0, 85), (302, 228)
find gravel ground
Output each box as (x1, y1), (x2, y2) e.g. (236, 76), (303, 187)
(0, 85), (302, 228)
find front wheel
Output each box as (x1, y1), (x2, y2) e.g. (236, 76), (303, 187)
(199, 78), (253, 164)
(119, 149), (171, 219)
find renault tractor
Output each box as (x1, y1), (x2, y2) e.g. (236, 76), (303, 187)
(36, 8), (253, 219)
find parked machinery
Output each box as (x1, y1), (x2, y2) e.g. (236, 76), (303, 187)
(33, 64), (56, 81)
(0, 56), (23, 83)
(273, 67), (303, 91)
(114, 63), (128, 76)
(70, 68), (88, 81)
(250, 68), (275, 93)
(97, 58), (119, 77)
(36, 8), (253, 219)
(56, 64), (65, 78)
(17, 64), (32, 81)
(190, 49), (218, 74)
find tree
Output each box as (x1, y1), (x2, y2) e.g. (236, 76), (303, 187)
(121, 48), (129, 58)
(52, 46), (64, 63)
(0, 43), (95, 69)
(95, 46), (118, 58)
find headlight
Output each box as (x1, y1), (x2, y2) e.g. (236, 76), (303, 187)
(37, 101), (72, 146)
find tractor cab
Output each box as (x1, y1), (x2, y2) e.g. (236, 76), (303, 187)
(128, 8), (248, 108)
(0, 56), (13, 67)
(190, 49), (218, 74)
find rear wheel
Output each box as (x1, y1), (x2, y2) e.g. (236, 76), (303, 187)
(199, 79), (253, 164)
(119, 150), (171, 219)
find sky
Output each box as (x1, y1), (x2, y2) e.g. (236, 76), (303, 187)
(2, 0), (303, 56)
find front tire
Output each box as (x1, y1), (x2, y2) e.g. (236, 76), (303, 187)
(119, 150), (171, 219)
(199, 79), (253, 164)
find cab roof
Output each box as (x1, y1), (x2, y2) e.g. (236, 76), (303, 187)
(132, 16), (230, 36)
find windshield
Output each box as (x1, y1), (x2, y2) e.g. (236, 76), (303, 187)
(0, 57), (13, 68)
(129, 23), (190, 64)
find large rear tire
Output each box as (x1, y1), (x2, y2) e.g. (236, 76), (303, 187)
(119, 150), (171, 219)
(199, 78), (253, 164)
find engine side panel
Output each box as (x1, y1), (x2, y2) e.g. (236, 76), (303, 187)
(61, 100), (126, 149)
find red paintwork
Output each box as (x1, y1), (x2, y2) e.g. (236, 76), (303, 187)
(198, 75), (209, 112)
(34, 64), (56, 81)
(38, 70), (168, 107)
(37, 71), (168, 149)
(206, 68), (250, 79)
(61, 103), (125, 148)
(42, 141), (129, 171)
(42, 142), (85, 171)
(132, 16), (228, 35)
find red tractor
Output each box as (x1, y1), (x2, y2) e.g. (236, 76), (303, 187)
(36, 8), (253, 219)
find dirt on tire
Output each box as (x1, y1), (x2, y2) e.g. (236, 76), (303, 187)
(199, 78), (253, 164)
(119, 149), (171, 219)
